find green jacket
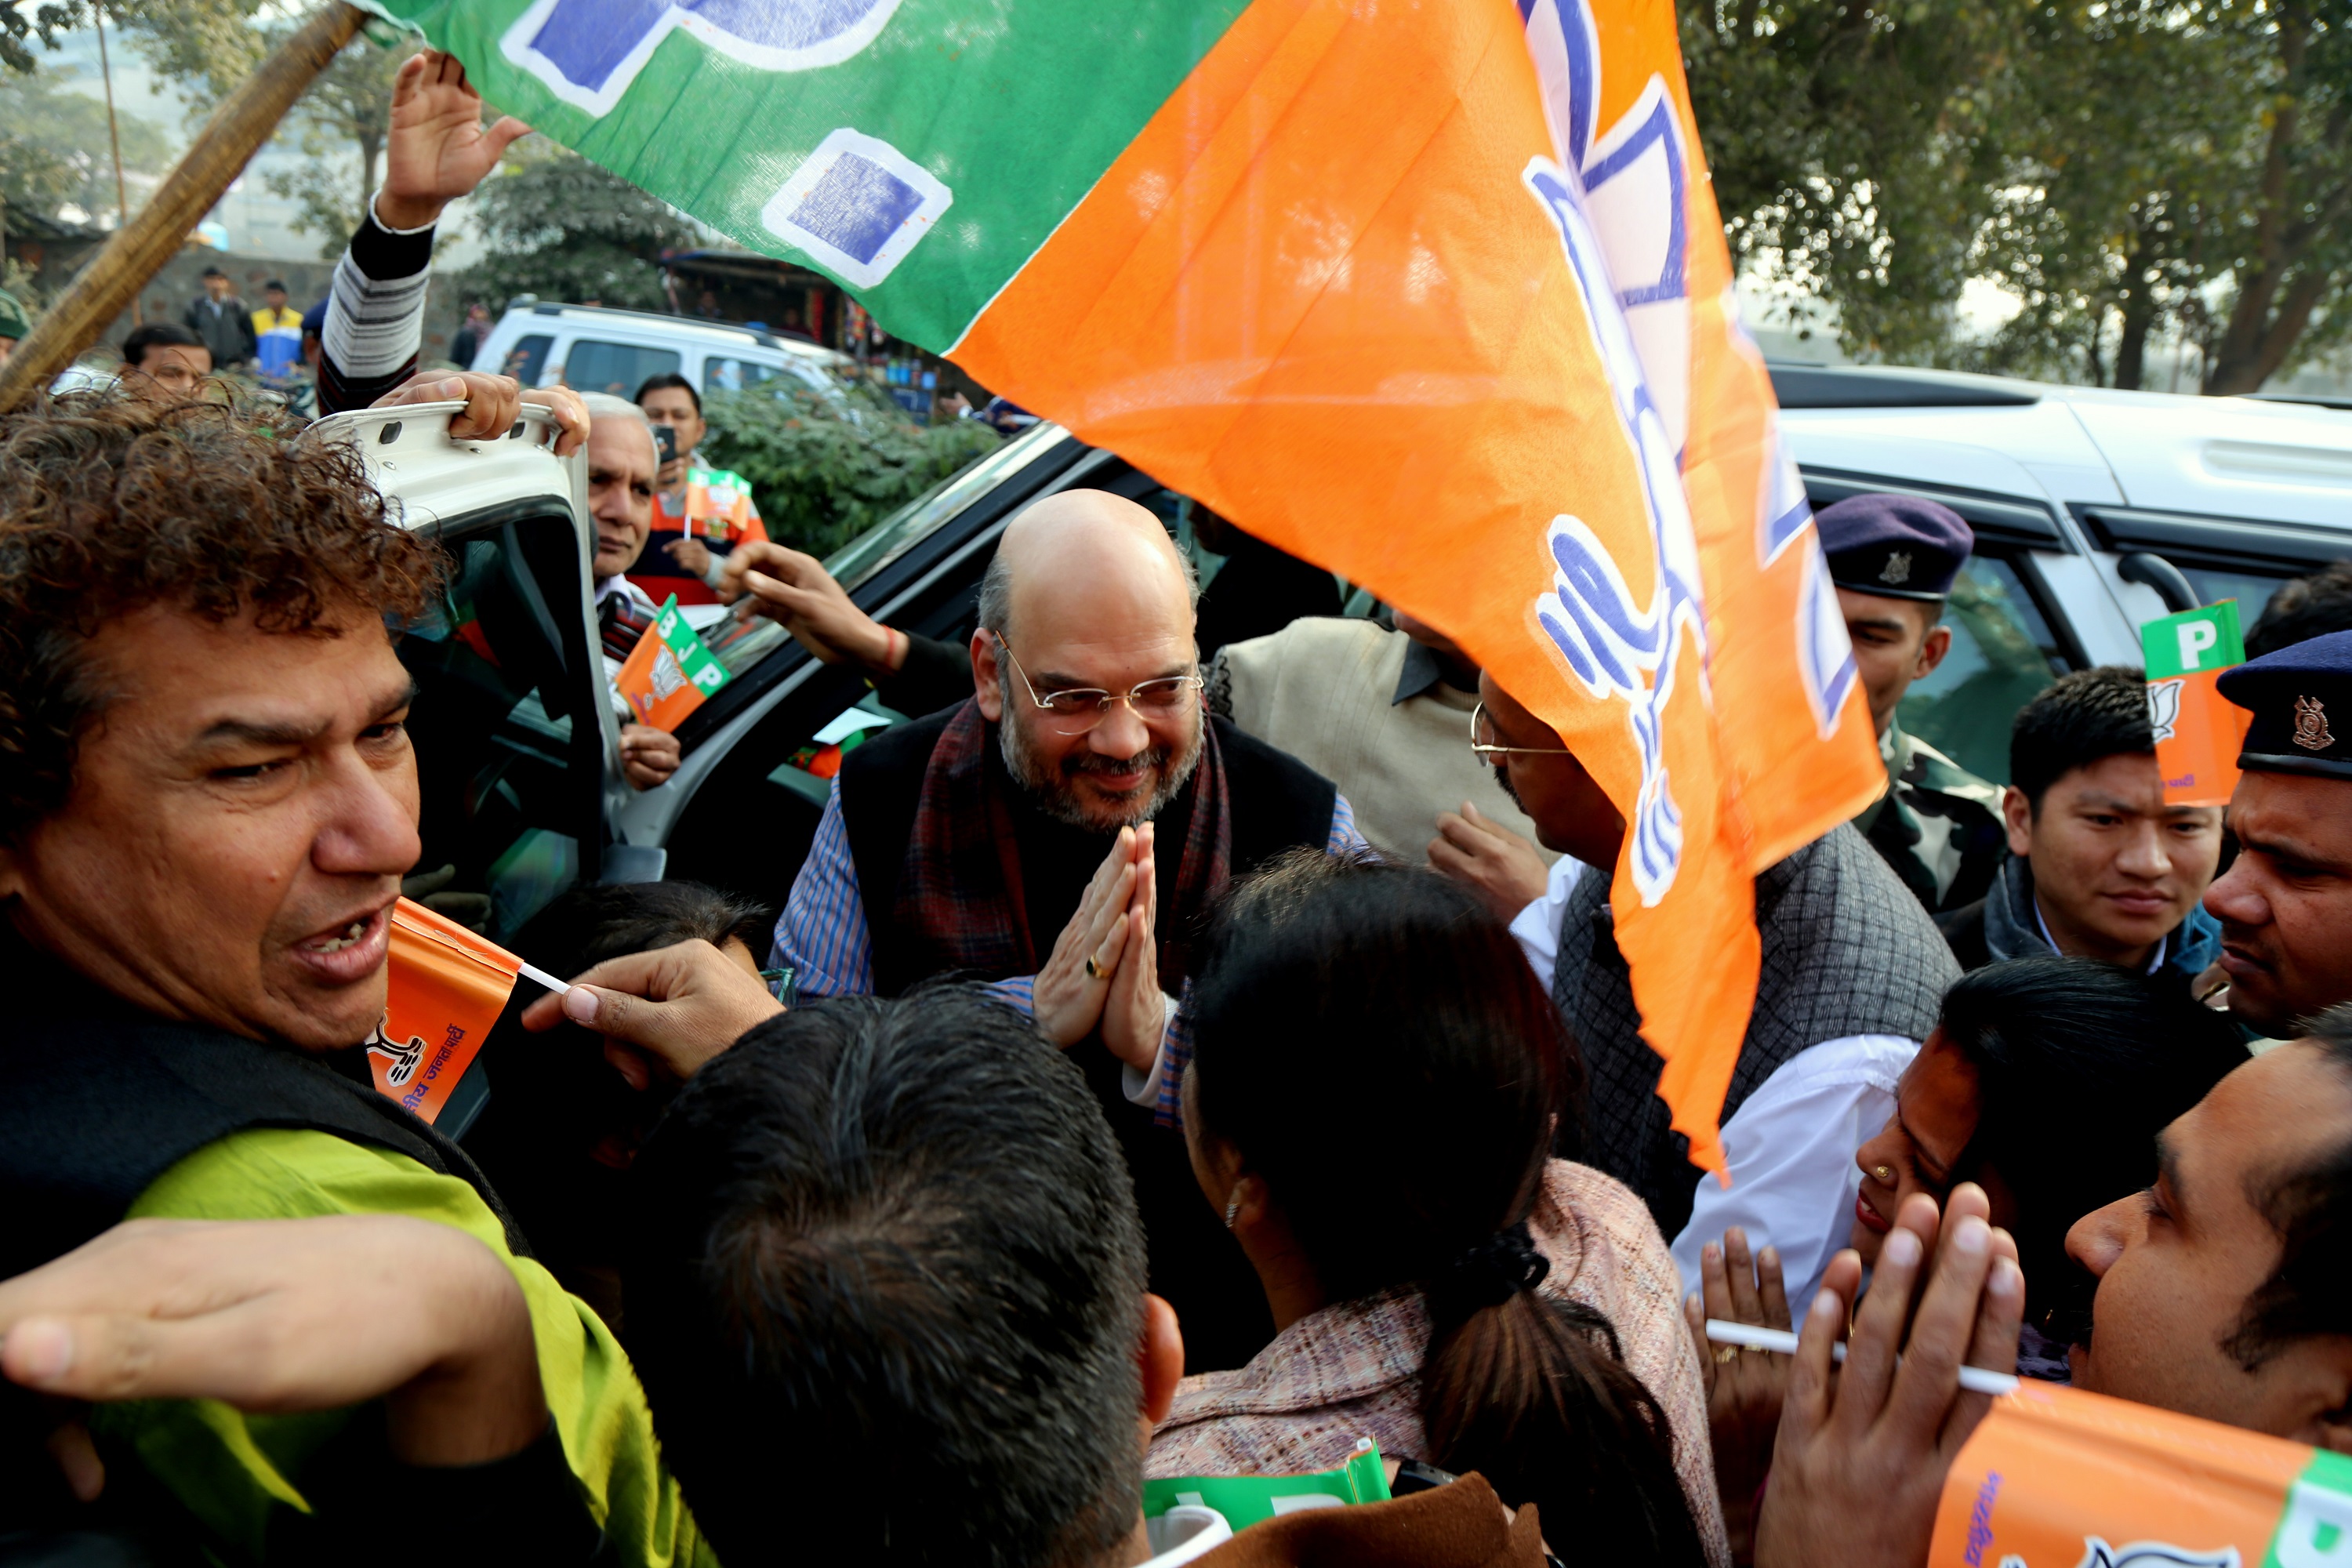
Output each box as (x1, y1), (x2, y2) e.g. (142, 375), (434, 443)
(100, 1128), (717, 1568)
(1854, 720), (2006, 914)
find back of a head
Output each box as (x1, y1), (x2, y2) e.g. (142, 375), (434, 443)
(2010, 666), (2152, 811)
(1187, 853), (1704, 1566)
(2248, 562), (2352, 659)
(511, 880), (768, 977)
(1941, 956), (2248, 1312)
(623, 988), (1148, 1568)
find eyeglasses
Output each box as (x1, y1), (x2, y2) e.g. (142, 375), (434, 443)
(992, 633), (1205, 735)
(1469, 700), (1572, 761)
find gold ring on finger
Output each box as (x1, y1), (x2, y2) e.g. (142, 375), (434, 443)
(1084, 955), (1105, 980)
(1714, 1345), (1740, 1365)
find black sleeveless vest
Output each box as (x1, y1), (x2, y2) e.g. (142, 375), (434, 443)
(1557, 822), (1957, 1240)
(0, 964), (524, 1280)
(837, 710), (1341, 997)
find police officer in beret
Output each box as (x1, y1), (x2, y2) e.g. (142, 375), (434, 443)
(1821, 493), (2007, 913)
(0, 288), (28, 367)
(2201, 630), (2352, 1034)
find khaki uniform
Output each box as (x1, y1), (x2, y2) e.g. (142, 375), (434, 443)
(1854, 720), (2005, 913)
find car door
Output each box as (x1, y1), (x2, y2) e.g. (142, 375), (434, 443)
(320, 403), (620, 940)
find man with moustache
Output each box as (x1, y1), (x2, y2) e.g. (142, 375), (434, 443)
(2201, 630), (2352, 1035)
(771, 488), (1368, 1370)
(0, 401), (710, 1564)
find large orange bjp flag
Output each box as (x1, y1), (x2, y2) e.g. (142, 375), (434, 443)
(361, 0), (1882, 1172)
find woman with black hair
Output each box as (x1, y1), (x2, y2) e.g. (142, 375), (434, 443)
(1148, 851), (1722, 1566)
(1846, 953), (2250, 1374)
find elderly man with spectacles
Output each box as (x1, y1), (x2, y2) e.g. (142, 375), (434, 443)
(1448, 675), (1956, 1324)
(769, 488), (1370, 1372)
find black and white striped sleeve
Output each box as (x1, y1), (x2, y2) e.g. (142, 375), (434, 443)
(317, 194), (436, 416)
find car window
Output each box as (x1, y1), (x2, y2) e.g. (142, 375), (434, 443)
(691, 424), (1069, 690)
(397, 517), (606, 938)
(561, 339), (683, 397)
(1896, 553), (2071, 786)
(2180, 565), (2296, 630)
(705, 356), (782, 394)
(495, 334), (553, 387)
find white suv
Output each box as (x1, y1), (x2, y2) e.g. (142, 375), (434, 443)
(467, 301), (856, 406)
(1773, 365), (2352, 784)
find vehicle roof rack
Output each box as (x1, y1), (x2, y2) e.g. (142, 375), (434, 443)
(1768, 364), (2040, 409)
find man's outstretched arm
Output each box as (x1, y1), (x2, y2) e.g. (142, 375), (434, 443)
(318, 50), (529, 416)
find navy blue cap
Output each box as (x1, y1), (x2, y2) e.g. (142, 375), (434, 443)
(2219, 629), (2352, 780)
(1816, 494), (1974, 602)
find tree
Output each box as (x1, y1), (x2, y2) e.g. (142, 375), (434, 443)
(0, 60), (169, 226)
(1954, 0), (2257, 388)
(262, 38), (404, 255)
(455, 150), (693, 313)
(1679, 0), (2028, 361)
(2199, 0), (2352, 392)
(1685, 0), (2352, 391)
(3, 0), (90, 73)
(103, 0), (419, 257)
(1955, 0), (2352, 393)
(701, 383), (1000, 557)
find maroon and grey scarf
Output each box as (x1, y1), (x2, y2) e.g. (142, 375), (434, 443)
(891, 697), (1232, 989)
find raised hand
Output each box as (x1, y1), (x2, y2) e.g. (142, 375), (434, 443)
(1682, 1227), (1793, 1564)
(1754, 1184), (2025, 1568)
(521, 937), (784, 1084)
(1033, 826), (1143, 1047)
(377, 50), (532, 232)
(1428, 800), (1552, 923)
(719, 540), (897, 672)
(1100, 824), (1165, 1073)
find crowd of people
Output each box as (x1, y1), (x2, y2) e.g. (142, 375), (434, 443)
(7, 42), (2352, 1568)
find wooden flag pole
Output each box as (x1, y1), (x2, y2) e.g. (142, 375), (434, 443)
(0, 2), (365, 412)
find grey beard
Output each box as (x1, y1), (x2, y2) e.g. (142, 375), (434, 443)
(998, 696), (1206, 831)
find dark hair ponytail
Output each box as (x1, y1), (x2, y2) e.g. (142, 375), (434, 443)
(1189, 852), (1708, 1564)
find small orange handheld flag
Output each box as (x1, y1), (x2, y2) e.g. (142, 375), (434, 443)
(1929, 1381), (2352, 1568)
(2143, 601), (2251, 808)
(614, 595), (733, 733)
(371, 898), (524, 1125)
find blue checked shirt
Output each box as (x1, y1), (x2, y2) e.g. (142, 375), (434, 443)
(774, 778), (1370, 1123)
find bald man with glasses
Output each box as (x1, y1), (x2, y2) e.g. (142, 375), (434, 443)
(770, 488), (1370, 1372)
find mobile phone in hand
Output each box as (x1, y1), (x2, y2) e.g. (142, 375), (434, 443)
(652, 422), (678, 466)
